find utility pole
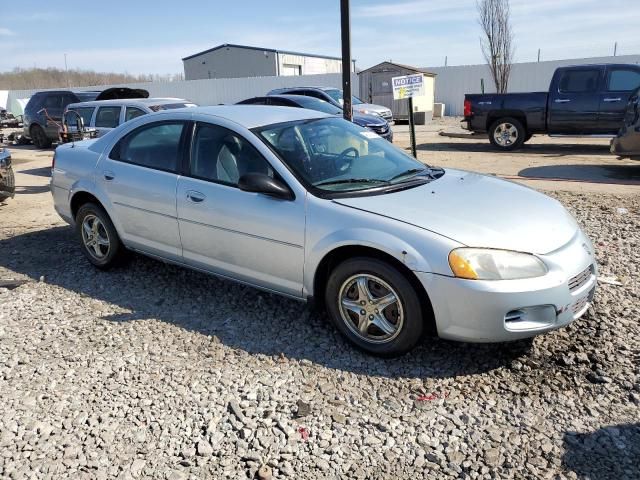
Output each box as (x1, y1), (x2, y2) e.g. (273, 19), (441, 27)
(444, 56), (448, 67)
(614, 42), (618, 57)
(340, 0), (352, 121)
(537, 49), (541, 62)
(64, 53), (70, 87)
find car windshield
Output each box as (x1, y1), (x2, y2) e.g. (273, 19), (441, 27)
(324, 89), (364, 106)
(293, 96), (343, 115)
(256, 117), (432, 193)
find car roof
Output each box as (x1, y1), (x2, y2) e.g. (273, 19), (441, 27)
(273, 86), (338, 92)
(34, 90), (101, 95)
(66, 98), (191, 108)
(191, 105), (329, 128)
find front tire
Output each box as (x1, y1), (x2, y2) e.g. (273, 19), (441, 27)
(75, 203), (126, 269)
(30, 124), (52, 149)
(488, 117), (526, 151)
(325, 257), (424, 357)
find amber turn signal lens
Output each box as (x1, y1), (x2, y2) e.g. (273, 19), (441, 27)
(448, 251), (479, 280)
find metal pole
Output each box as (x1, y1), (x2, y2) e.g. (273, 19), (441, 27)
(445, 56), (448, 67)
(408, 96), (417, 159)
(614, 42), (618, 56)
(537, 49), (540, 62)
(340, 0), (353, 121)
(64, 53), (69, 87)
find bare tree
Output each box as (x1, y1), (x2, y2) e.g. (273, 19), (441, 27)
(477, 0), (514, 93)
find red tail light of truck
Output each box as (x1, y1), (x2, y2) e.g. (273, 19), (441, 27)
(464, 99), (472, 117)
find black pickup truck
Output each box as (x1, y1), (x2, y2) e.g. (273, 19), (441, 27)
(463, 64), (640, 151)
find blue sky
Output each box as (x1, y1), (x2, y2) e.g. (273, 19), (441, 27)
(1, 0), (639, 75)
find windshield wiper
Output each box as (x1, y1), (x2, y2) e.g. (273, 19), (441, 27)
(389, 168), (428, 182)
(315, 178), (390, 187)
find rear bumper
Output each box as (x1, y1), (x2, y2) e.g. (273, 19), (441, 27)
(415, 230), (597, 342)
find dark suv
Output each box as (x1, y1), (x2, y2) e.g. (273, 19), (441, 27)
(23, 90), (101, 148)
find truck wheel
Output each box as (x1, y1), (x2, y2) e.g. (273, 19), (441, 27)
(30, 124), (52, 149)
(489, 118), (526, 151)
(324, 257), (425, 357)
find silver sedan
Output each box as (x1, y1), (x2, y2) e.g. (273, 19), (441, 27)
(51, 106), (597, 356)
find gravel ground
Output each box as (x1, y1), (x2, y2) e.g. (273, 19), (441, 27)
(1, 190), (639, 479)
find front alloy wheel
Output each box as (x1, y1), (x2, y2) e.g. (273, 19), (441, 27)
(325, 257), (425, 357)
(339, 274), (404, 344)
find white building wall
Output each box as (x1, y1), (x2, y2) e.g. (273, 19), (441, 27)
(5, 73), (360, 115)
(427, 54), (640, 116)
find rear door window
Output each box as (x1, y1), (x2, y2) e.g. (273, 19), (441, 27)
(125, 107), (146, 122)
(607, 69), (640, 92)
(95, 106), (122, 128)
(558, 70), (600, 93)
(111, 121), (186, 172)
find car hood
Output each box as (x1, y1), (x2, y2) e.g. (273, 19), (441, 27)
(353, 103), (390, 114)
(333, 169), (578, 254)
(351, 112), (387, 127)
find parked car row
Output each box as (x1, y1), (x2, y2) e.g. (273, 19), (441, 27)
(237, 94), (393, 142)
(21, 85), (394, 149)
(463, 63), (640, 153)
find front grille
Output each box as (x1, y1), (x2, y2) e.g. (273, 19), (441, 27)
(568, 265), (593, 293)
(572, 292), (590, 314)
(381, 112), (393, 120)
(369, 124), (389, 135)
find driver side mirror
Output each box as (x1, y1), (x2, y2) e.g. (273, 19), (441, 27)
(238, 173), (294, 200)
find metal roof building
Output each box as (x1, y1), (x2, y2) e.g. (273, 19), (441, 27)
(182, 43), (354, 81)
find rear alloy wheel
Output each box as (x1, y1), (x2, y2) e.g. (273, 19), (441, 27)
(30, 124), (52, 149)
(488, 117), (526, 151)
(76, 203), (126, 269)
(325, 257), (424, 357)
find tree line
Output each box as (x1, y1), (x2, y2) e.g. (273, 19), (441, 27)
(0, 67), (184, 90)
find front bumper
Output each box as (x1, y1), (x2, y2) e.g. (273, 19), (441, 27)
(416, 230), (597, 342)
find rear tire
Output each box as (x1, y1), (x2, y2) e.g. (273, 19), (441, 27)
(488, 117), (526, 151)
(325, 257), (424, 357)
(75, 203), (127, 269)
(30, 124), (52, 149)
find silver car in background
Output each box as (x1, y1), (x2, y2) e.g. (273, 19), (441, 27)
(63, 98), (198, 138)
(51, 106), (596, 356)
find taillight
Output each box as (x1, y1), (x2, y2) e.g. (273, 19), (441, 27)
(464, 99), (472, 117)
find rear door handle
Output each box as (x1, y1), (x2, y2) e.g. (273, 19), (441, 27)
(186, 190), (206, 203)
(554, 99), (571, 104)
(603, 97), (622, 102)
(103, 170), (115, 181)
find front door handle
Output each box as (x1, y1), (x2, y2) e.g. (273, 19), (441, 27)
(103, 170), (115, 181)
(603, 97), (622, 102)
(555, 99), (571, 104)
(186, 190), (206, 203)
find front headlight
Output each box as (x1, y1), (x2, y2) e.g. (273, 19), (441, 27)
(448, 248), (547, 280)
